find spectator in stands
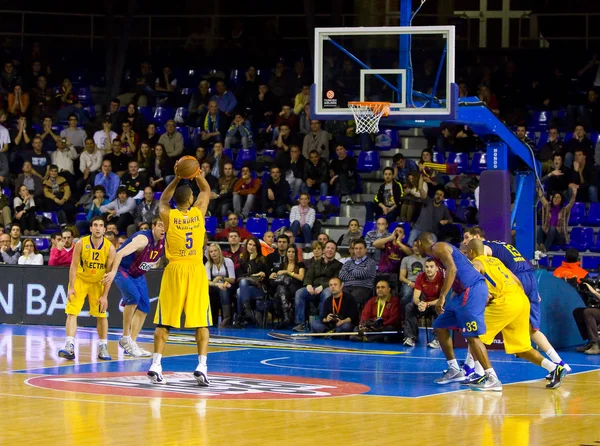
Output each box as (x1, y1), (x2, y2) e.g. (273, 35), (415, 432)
(206, 243), (236, 328)
(199, 100), (226, 146)
(10, 116), (34, 156)
(76, 185), (109, 236)
(516, 124), (535, 147)
(567, 89), (600, 131)
(554, 248), (589, 284)
(419, 149), (444, 189)
(266, 234), (289, 283)
(43, 165), (75, 225)
(127, 186), (158, 237)
(154, 65), (177, 105)
(234, 237), (267, 327)
(393, 153), (418, 185)
(478, 85), (500, 115)
(365, 218), (391, 259)
(365, 167), (403, 224)
(224, 112), (252, 149)
(269, 61), (289, 100)
(94, 159), (120, 201)
(0, 149), (8, 190)
(283, 144), (305, 198)
(223, 230), (245, 272)
(216, 212), (252, 241)
(233, 165), (261, 219)
(30, 76), (54, 123)
(540, 153), (573, 198)
(373, 225), (412, 277)
(400, 171), (423, 223)
(402, 258), (442, 347)
(118, 121), (139, 156)
(137, 142), (152, 172)
(539, 127), (565, 173)
(351, 280), (401, 343)
(0, 224), (21, 264)
(294, 85), (311, 115)
(78, 138), (103, 190)
(93, 119), (117, 154)
(146, 123), (159, 148)
(437, 124), (477, 154)
(260, 165), (290, 218)
(328, 145), (357, 205)
(273, 124), (297, 164)
(572, 148), (597, 202)
(23, 136), (50, 179)
(337, 219), (362, 247)
(311, 276), (358, 335)
(0, 61), (21, 96)
(269, 103), (300, 137)
(48, 228), (74, 266)
(407, 178), (452, 246)
(121, 160), (147, 199)
(195, 146), (207, 166)
(133, 61), (154, 105)
(303, 150), (328, 197)
(39, 116), (58, 152)
(302, 240), (324, 270)
(272, 246), (305, 328)
(100, 185), (136, 233)
(60, 113), (86, 149)
(0, 111), (9, 154)
(15, 161), (43, 206)
(213, 161), (236, 219)
(206, 143), (233, 179)
(51, 137), (78, 186)
(241, 66), (259, 109)
(149, 143), (174, 190)
(17, 238), (43, 265)
(251, 84), (278, 129)
(13, 184), (38, 235)
(0, 188), (10, 228)
(565, 125), (594, 168)
(211, 80), (238, 115)
(0, 233), (10, 264)
(338, 239), (377, 304)
(537, 183), (578, 252)
(293, 240), (342, 331)
(398, 239), (426, 308)
(573, 279), (600, 354)
(260, 231), (276, 257)
(7, 84), (28, 120)
(199, 160), (219, 210)
(289, 193), (315, 247)
(158, 120), (183, 160)
(302, 120), (329, 160)
(188, 80), (210, 120)
(123, 102), (147, 137)
(105, 98), (123, 131)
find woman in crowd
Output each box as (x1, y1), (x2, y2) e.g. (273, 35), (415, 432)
(303, 240), (323, 270)
(337, 219), (362, 246)
(272, 245), (305, 328)
(18, 238), (43, 265)
(289, 193), (315, 248)
(124, 101), (147, 138)
(76, 185), (110, 236)
(206, 243), (236, 328)
(146, 123), (160, 148)
(537, 183), (578, 252)
(13, 184), (38, 235)
(234, 237), (267, 327)
(149, 143), (174, 190)
(137, 141), (153, 171)
(401, 171), (425, 223)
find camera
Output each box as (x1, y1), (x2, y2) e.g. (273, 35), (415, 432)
(579, 277), (600, 308)
(61, 137), (67, 144)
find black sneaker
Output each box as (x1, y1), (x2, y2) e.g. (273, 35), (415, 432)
(292, 324), (307, 332)
(546, 365), (567, 389)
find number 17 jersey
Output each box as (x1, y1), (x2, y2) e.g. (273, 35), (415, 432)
(165, 207), (205, 264)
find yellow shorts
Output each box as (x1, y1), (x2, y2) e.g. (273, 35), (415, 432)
(480, 292), (532, 354)
(154, 262), (211, 328)
(65, 277), (107, 318)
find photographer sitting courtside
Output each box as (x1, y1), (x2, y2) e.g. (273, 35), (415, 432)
(574, 279), (600, 355)
(350, 280), (401, 343)
(311, 277), (358, 336)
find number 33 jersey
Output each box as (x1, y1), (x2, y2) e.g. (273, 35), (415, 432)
(78, 236), (112, 282)
(165, 207), (205, 264)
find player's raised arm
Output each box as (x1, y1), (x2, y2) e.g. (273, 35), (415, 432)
(431, 242), (457, 314)
(193, 170), (211, 216)
(102, 234), (150, 285)
(159, 170), (182, 230)
(67, 240), (83, 302)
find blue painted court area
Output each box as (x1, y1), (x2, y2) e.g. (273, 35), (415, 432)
(5, 324), (600, 398)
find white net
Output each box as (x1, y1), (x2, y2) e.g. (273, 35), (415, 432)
(348, 102), (390, 134)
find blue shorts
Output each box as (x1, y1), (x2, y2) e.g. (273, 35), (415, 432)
(114, 270), (150, 314)
(516, 271), (540, 330)
(433, 280), (488, 337)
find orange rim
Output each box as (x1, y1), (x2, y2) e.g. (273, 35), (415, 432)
(348, 101), (391, 117)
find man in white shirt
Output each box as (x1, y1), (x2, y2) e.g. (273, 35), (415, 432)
(100, 185), (137, 233)
(60, 113), (87, 149)
(0, 111), (11, 153)
(51, 137), (78, 187)
(78, 137), (103, 189)
(93, 118), (117, 154)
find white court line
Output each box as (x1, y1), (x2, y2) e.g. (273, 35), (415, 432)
(260, 357), (439, 374)
(0, 390), (599, 417)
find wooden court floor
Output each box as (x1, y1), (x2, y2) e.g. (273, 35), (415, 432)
(1, 324), (600, 446)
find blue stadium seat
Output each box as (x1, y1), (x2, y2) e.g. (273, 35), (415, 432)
(271, 218), (290, 233)
(153, 107), (175, 126)
(551, 254), (565, 269)
(586, 202), (600, 226)
(568, 202), (586, 226)
(537, 256), (549, 268)
(318, 196), (341, 218)
(362, 221), (376, 237)
(138, 106), (154, 124)
(563, 132), (574, 144)
(432, 151), (445, 164)
(447, 152), (469, 173)
(582, 255), (600, 271)
(468, 152), (487, 174)
(261, 149), (277, 169)
(234, 149), (257, 170)
(590, 234), (600, 253)
(2, 188), (11, 200)
(180, 87), (197, 96)
(33, 237), (50, 252)
(76, 86), (93, 105)
(536, 131), (550, 151)
(569, 227), (594, 251)
(75, 213), (87, 222)
(174, 107), (188, 123)
(589, 133), (600, 147)
(155, 125), (166, 135)
(153, 192), (162, 201)
(528, 110), (552, 131)
(374, 129), (398, 150)
(176, 127), (191, 147)
(223, 148), (234, 160)
(246, 218), (268, 238)
(221, 216), (244, 227)
(356, 151), (381, 173)
(443, 199), (457, 214)
(84, 106), (96, 120)
(229, 69), (242, 85)
(205, 216), (217, 235)
(525, 131), (537, 145)
(37, 212), (59, 234)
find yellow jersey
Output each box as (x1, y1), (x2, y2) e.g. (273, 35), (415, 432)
(77, 235), (111, 283)
(165, 207), (205, 263)
(473, 254), (522, 301)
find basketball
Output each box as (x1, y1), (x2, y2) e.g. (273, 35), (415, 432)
(176, 156), (200, 179)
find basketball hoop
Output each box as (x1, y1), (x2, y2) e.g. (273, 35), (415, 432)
(348, 101), (391, 134)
